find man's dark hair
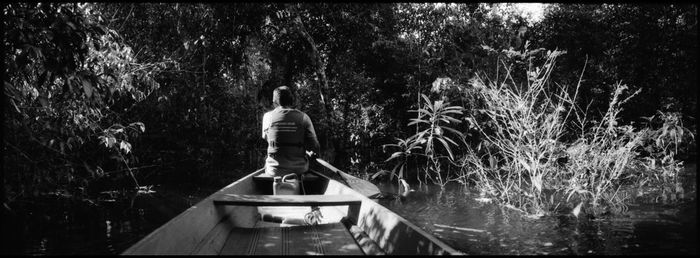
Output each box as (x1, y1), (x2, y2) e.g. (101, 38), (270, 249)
(273, 86), (295, 107)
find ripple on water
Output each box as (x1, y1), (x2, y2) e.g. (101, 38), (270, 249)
(17, 185), (214, 255)
(378, 174), (697, 255)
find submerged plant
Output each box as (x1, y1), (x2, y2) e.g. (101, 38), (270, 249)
(564, 82), (643, 211)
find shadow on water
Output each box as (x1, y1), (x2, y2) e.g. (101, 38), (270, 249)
(1, 167), (255, 255)
(8, 183), (217, 255)
(376, 164), (697, 255)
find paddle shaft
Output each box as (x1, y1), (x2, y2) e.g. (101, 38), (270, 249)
(314, 158), (352, 185)
(313, 158), (381, 197)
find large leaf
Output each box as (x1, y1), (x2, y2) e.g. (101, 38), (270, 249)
(408, 118), (430, 126)
(371, 170), (391, 181)
(120, 141), (132, 154)
(440, 116), (462, 124)
(390, 163), (402, 181)
(130, 122), (146, 132)
(436, 137), (455, 160)
(441, 135), (460, 147)
(442, 126), (466, 139)
(383, 143), (401, 149)
(384, 151), (404, 162)
(408, 108), (432, 117)
(420, 94), (432, 106)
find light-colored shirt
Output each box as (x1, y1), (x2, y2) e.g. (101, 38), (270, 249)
(262, 107), (320, 176)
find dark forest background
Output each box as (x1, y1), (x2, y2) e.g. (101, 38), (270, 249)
(3, 3), (697, 203)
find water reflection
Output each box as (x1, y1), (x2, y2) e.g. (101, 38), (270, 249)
(15, 184), (215, 255)
(377, 167), (697, 255)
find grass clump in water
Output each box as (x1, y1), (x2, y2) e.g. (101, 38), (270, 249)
(458, 49), (693, 217)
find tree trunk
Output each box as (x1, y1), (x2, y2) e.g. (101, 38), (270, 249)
(293, 16), (335, 162)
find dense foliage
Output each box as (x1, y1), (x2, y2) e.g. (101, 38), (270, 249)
(532, 4), (696, 130)
(4, 3), (160, 199)
(3, 3), (696, 216)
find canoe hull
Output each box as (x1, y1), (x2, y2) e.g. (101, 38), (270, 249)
(123, 169), (263, 255)
(123, 169), (460, 255)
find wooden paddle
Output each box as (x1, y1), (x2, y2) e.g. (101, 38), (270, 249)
(313, 158), (381, 198)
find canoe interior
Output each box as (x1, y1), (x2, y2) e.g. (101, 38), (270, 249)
(220, 222), (364, 255)
(122, 168), (461, 255)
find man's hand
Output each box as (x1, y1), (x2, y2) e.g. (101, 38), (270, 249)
(305, 150), (318, 159)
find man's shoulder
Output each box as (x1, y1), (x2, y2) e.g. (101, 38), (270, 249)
(291, 109), (308, 117)
(263, 107), (281, 117)
(298, 111), (312, 125)
(294, 109), (309, 116)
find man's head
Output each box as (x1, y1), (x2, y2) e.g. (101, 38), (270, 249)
(272, 86), (295, 107)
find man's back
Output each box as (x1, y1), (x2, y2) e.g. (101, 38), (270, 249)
(262, 106), (319, 176)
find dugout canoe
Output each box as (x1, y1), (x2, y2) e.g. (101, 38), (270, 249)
(122, 160), (462, 255)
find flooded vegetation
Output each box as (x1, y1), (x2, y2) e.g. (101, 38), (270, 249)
(382, 49), (694, 218)
(377, 164), (696, 255)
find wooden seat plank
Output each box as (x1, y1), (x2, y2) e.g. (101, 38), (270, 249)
(257, 206), (348, 226)
(213, 194), (362, 207)
(252, 173), (321, 182)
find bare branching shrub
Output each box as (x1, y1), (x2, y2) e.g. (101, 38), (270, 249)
(564, 83), (643, 213)
(466, 50), (572, 215)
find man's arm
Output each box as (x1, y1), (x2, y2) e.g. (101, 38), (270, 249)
(303, 114), (320, 154)
(262, 113), (270, 140)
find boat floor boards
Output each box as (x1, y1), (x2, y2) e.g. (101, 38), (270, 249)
(219, 222), (364, 255)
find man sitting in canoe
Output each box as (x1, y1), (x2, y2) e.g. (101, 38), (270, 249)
(262, 85), (320, 177)
(263, 86), (323, 224)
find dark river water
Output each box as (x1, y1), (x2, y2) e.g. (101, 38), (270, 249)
(9, 165), (697, 255)
(376, 174), (697, 255)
